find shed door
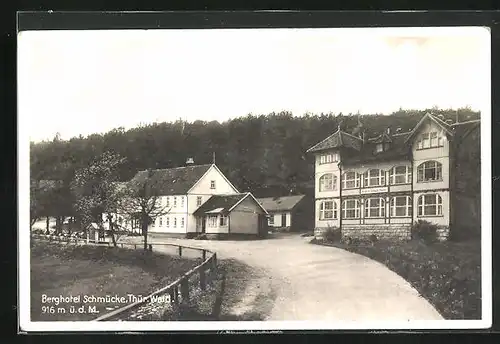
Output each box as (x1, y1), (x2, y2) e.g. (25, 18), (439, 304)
(281, 213), (287, 227)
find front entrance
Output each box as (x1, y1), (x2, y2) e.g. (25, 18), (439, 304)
(201, 217), (206, 233)
(281, 214), (287, 227)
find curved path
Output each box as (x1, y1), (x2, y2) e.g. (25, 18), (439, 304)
(147, 233), (443, 321)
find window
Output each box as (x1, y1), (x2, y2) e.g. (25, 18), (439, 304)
(319, 152), (339, 164)
(342, 199), (360, 219)
(342, 171), (360, 189)
(173, 197), (177, 207)
(319, 174), (337, 192)
(166, 217), (170, 227)
(375, 143), (384, 153)
(268, 216), (274, 225)
(166, 197), (170, 207)
(159, 217), (163, 226)
(363, 169), (385, 187)
(181, 217), (185, 228)
(319, 200), (337, 220)
(173, 218), (177, 228)
(152, 218), (156, 227)
(390, 165), (412, 185)
(220, 215), (228, 226)
(197, 196), (202, 206)
(390, 196), (412, 217)
(181, 197), (185, 207)
(418, 194), (443, 216)
(210, 180), (216, 189)
(417, 161), (443, 182)
(417, 131), (444, 149)
(364, 198), (385, 218)
(125, 219), (129, 226)
(208, 215), (218, 227)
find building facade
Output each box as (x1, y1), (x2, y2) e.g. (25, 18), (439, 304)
(257, 195), (313, 232)
(307, 113), (480, 241)
(110, 162), (241, 238)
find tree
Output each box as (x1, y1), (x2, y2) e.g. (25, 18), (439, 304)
(120, 169), (171, 250)
(70, 151), (126, 246)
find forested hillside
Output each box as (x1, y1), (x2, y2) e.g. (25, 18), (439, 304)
(30, 107), (480, 198)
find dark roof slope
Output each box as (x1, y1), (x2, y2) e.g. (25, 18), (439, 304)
(342, 132), (411, 166)
(193, 194), (248, 216)
(129, 164), (212, 195)
(306, 130), (363, 153)
(257, 195), (305, 212)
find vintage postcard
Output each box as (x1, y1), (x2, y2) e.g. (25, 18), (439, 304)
(17, 18), (491, 332)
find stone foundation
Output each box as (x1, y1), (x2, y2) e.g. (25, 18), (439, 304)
(342, 224), (411, 241)
(436, 226), (450, 241)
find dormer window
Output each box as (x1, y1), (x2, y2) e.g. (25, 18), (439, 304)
(319, 152), (339, 165)
(375, 144), (384, 153)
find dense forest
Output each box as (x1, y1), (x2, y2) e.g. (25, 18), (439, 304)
(30, 107), (480, 200)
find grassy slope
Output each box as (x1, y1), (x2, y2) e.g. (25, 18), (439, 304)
(314, 239), (481, 320)
(30, 241), (200, 321)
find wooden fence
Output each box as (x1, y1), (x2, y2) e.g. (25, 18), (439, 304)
(31, 235), (218, 321)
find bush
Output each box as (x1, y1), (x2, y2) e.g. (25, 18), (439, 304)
(411, 220), (438, 244)
(369, 234), (378, 243)
(323, 226), (341, 242)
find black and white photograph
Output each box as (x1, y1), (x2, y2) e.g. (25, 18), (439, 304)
(18, 18), (491, 332)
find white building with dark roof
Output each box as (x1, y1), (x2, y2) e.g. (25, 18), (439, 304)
(306, 112), (480, 241)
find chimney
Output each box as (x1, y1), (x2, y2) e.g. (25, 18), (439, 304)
(396, 127), (402, 133)
(445, 119), (453, 125)
(186, 157), (194, 165)
(386, 127), (391, 136)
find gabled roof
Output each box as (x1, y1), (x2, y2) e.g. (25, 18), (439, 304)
(129, 164), (212, 195)
(306, 129), (363, 153)
(257, 195), (305, 212)
(193, 193), (268, 216)
(404, 112), (454, 144)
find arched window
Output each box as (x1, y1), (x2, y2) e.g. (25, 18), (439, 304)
(390, 196), (412, 217)
(364, 169), (385, 187)
(418, 194), (443, 216)
(319, 174), (337, 192)
(319, 200), (337, 220)
(342, 199), (360, 219)
(364, 198), (385, 218)
(342, 171), (360, 189)
(390, 165), (412, 185)
(417, 161), (443, 182)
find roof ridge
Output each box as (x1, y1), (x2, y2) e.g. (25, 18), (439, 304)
(306, 128), (340, 152)
(451, 119), (480, 126)
(137, 164), (212, 173)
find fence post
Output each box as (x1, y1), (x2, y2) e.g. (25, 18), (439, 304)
(199, 268), (206, 291)
(169, 286), (177, 304)
(178, 246), (182, 257)
(149, 244), (153, 252)
(134, 244), (137, 250)
(202, 250), (206, 261)
(180, 277), (189, 303)
(121, 243), (123, 248)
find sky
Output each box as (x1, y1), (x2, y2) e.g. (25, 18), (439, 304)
(17, 27), (490, 142)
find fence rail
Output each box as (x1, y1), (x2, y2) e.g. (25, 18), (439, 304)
(31, 234), (218, 321)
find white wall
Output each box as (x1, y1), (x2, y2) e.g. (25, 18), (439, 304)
(314, 151), (341, 199)
(413, 190), (450, 226)
(314, 198), (340, 229)
(411, 120), (451, 192)
(229, 197), (262, 234)
(187, 165), (239, 233)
